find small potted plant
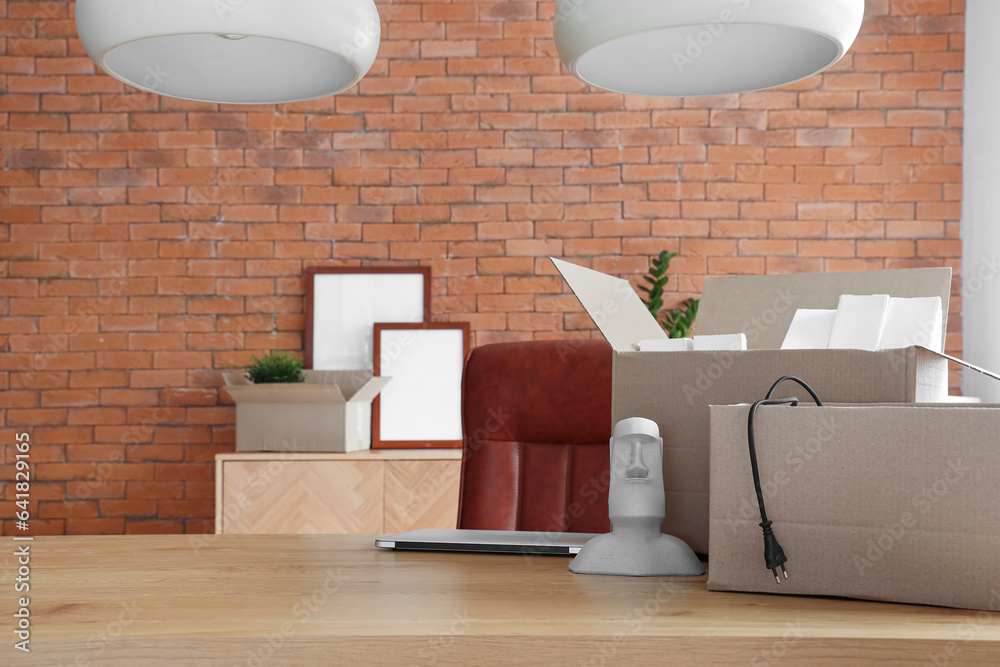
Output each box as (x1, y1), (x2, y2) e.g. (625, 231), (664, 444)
(244, 351), (306, 384)
(222, 351), (388, 453)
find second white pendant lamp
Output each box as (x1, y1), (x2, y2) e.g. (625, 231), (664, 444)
(75, 0), (381, 105)
(553, 0), (865, 97)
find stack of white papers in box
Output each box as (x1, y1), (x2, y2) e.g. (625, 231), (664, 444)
(828, 294), (891, 351)
(639, 334), (747, 352)
(878, 296), (943, 351)
(780, 309), (838, 350)
(780, 295), (943, 352)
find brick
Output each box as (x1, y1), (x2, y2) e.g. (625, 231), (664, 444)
(100, 499), (158, 517)
(67, 408), (127, 426)
(38, 500), (99, 519)
(125, 520), (185, 534)
(40, 389), (99, 407)
(799, 240), (858, 258)
(887, 109), (947, 127)
(69, 370), (128, 388)
(126, 444), (185, 461)
(65, 518), (125, 535)
(858, 240), (916, 258)
(158, 498), (214, 519)
(739, 240), (798, 257)
(65, 480), (124, 500)
(36, 463), (95, 481)
(130, 370), (188, 389)
(99, 388), (159, 406)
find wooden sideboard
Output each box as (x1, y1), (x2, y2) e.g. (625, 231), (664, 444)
(215, 450), (462, 534)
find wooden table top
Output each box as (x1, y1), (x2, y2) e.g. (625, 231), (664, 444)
(15, 533), (1000, 665)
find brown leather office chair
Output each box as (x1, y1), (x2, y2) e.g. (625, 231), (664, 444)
(457, 340), (613, 534)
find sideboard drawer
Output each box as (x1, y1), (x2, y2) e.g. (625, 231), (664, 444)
(216, 451), (462, 535)
(384, 459), (461, 533)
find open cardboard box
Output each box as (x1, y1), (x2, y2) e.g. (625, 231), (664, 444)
(708, 401), (1000, 611)
(554, 259), (988, 554)
(223, 370), (390, 453)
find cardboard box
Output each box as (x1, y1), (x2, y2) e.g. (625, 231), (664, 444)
(707, 402), (1000, 611)
(554, 259), (958, 554)
(223, 371), (390, 453)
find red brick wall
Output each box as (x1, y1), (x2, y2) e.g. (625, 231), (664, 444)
(1, 0), (965, 534)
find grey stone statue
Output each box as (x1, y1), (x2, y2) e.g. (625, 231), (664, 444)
(570, 417), (704, 577)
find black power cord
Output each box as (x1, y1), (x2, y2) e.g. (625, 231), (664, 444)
(746, 376), (823, 584)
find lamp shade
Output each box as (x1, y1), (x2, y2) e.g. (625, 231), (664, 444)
(75, 0), (381, 105)
(553, 0), (865, 97)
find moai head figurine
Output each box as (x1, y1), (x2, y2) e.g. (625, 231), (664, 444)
(569, 417), (704, 576)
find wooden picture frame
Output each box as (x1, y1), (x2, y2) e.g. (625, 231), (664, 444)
(304, 266), (431, 370)
(372, 322), (470, 450)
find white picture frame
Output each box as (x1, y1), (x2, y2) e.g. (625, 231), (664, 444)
(305, 267), (430, 371)
(372, 323), (470, 449)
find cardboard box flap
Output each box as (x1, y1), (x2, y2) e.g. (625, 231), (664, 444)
(307, 370), (390, 402)
(346, 376), (391, 403)
(920, 346), (1000, 383)
(697, 267), (952, 350)
(223, 379), (347, 404)
(552, 257), (666, 351)
(223, 371), (358, 404)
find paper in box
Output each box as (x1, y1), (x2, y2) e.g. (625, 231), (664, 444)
(553, 258), (957, 554)
(708, 402), (1000, 611)
(223, 370), (390, 453)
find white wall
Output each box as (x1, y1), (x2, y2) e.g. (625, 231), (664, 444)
(962, 0), (1000, 400)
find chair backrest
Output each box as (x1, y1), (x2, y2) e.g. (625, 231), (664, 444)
(457, 340), (613, 533)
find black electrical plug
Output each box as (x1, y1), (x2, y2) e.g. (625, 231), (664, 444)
(760, 519), (787, 584)
(747, 377), (821, 587)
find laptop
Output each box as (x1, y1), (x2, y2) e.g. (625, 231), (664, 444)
(374, 528), (599, 556)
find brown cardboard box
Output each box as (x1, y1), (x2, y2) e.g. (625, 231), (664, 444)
(223, 370), (390, 453)
(708, 402), (1000, 611)
(554, 259), (956, 553)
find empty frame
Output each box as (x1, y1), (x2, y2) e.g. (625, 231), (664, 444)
(305, 267), (431, 371)
(372, 323), (470, 449)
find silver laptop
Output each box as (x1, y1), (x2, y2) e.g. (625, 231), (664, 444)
(375, 529), (599, 556)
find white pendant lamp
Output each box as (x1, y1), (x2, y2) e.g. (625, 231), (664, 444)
(553, 0), (865, 97)
(75, 0), (381, 105)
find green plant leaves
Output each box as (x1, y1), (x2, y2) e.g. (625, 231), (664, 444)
(661, 297), (699, 339)
(637, 250), (699, 339)
(245, 351), (306, 384)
